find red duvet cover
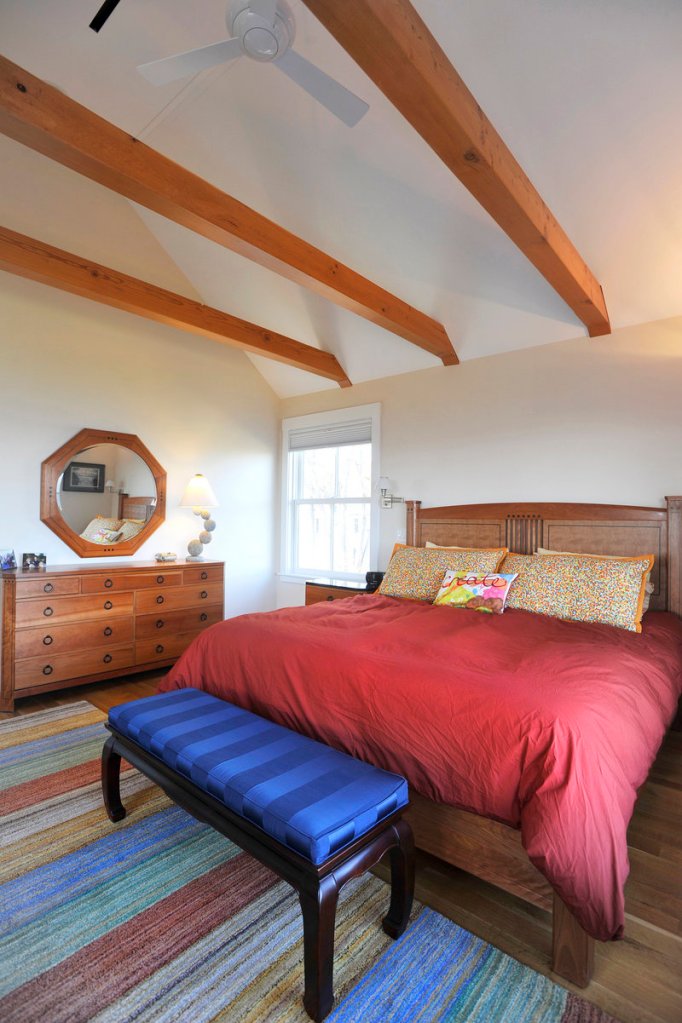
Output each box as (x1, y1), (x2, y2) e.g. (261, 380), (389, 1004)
(160, 594), (682, 941)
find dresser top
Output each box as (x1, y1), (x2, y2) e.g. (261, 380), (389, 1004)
(1, 560), (223, 579)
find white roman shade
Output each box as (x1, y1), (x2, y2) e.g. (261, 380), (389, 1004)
(287, 417), (373, 452)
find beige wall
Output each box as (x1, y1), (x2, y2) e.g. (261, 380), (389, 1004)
(0, 274), (280, 617)
(278, 316), (682, 605)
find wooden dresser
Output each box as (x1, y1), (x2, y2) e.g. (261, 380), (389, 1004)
(305, 579), (368, 605)
(0, 561), (224, 712)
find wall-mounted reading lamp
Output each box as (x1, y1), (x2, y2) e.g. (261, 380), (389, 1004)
(378, 476), (404, 510)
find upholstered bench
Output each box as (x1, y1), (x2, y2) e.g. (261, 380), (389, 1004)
(101, 688), (414, 1022)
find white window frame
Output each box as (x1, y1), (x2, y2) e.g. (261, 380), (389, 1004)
(280, 403), (380, 582)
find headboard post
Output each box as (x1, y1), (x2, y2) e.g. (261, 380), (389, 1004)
(406, 500), (420, 546)
(666, 496), (682, 617)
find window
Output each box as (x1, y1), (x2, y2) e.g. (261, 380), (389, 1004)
(281, 405), (380, 581)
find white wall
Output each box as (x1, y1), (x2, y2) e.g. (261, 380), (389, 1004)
(0, 274), (280, 617)
(277, 315), (682, 606)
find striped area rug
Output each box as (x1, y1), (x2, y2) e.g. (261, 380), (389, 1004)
(0, 701), (619, 1023)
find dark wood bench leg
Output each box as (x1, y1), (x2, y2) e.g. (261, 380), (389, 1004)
(299, 874), (340, 1022)
(102, 736), (126, 823)
(382, 818), (415, 939)
(552, 893), (594, 987)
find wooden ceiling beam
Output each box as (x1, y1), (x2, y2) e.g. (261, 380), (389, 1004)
(301, 0), (611, 338)
(0, 225), (352, 386)
(0, 54), (458, 365)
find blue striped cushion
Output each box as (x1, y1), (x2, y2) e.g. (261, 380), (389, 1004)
(108, 688), (408, 866)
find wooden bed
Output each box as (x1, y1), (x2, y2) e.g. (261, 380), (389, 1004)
(118, 494), (156, 522)
(402, 496), (682, 987)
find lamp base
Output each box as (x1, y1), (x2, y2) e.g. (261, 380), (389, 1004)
(185, 555), (205, 562)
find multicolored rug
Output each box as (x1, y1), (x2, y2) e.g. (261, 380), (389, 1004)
(0, 702), (618, 1023)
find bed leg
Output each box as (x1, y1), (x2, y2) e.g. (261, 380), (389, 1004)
(551, 893), (594, 988)
(102, 735), (126, 822)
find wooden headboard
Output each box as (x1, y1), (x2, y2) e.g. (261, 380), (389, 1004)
(119, 494), (156, 522)
(406, 497), (682, 617)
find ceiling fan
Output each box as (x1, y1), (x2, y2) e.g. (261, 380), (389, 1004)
(137, 0), (369, 127)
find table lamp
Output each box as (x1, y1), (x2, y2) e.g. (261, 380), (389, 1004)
(180, 474), (218, 561)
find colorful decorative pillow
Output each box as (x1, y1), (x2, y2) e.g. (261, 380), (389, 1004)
(434, 571), (518, 614)
(379, 545), (508, 602)
(80, 517), (122, 541)
(82, 527), (122, 544)
(501, 552), (654, 632)
(535, 547), (655, 613)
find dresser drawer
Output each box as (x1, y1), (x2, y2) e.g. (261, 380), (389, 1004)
(135, 582), (223, 615)
(136, 604), (223, 639)
(14, 618), (135, 659)
(182, 565), (223, 585)
(16, 592), (134, 628)
(81, 571), (183, 594)
(15, 576), (80, 599)
(136, 633), (201, 665)
(15, 644), (135, 691)
(305, 583), (364, 605)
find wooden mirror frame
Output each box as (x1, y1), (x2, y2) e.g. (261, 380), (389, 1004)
(41, 428), (167, 558)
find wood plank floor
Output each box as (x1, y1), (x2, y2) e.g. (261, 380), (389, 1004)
(3, 673), (681, 1023)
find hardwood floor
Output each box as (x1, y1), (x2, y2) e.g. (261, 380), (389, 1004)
(3, 674), (681, 1023)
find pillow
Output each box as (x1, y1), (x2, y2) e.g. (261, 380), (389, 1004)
(80, 517), (122, 541)
(434, 571), (518, 614)
(116, 519), (145, 541)
(81, 527), (122, 544)
(425, 541), (470, 549)
(501, 552), (654, 632)
(536, 547), (655, 613)
(379, 545), (508, 602)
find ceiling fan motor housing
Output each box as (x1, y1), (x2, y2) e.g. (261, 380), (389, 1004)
(228, 1), (295, 62)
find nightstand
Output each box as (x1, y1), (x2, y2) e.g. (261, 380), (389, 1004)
(305, 579), (368, 606)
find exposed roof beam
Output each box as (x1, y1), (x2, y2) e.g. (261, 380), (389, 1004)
(301, 0), (611, 338)
(0, 54), (458, 365)
(0, 225), (352, 386)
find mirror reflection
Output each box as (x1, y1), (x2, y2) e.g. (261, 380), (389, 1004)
(57, 443), (157, 546)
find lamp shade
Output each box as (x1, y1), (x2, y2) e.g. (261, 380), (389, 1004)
(180, 474), (218, 509)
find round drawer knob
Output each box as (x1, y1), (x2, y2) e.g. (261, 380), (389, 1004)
(103, 653), (113, 664)
(43, 582), (54, 593)
(200, 612), (208, 622)
(155, 619), (164, 629)
(326, 595), (334, 601)
(42, 634), (53, 646)
(103, 626), (113, 637)
(155, 644), (164, 654)
(42, 664), (53, 675)
(156, 595), (164, 605)
(157, 575), (164, 584)
(104, 600), (113, 610)
(200, 590), (208, 599)
(201, 571), (208, 580)
(43, 606), (54, 617)
(104, 579), (113, 589)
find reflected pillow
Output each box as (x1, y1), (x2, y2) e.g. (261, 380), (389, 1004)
(379, 544), (508, 602)
(434, 571), (518, 614)
(501, 552), (654, 632)
(80, 517), (122, 542)
(116, 519), (145, 541)
(81, 526), (122, 544)
(536, 547), (655, 613)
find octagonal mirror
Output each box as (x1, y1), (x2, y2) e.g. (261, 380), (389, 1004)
(41, 428), (167, 557)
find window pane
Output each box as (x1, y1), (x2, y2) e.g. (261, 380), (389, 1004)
(332, 502), (370, 574)
(338, 444), (371, 498)
(296, 448), (336, 499)
(295, 502), (332, 571)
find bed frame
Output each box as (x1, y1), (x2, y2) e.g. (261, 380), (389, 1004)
(118, 494), (156, 521)
(403, 496), (682, 987)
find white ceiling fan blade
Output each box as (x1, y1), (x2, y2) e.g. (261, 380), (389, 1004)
(276, 49), (369, 127)
(138, 38), (243, 87)
(250, 0), (278, 26)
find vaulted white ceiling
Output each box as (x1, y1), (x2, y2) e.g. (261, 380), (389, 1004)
(1, 0), (681, 396)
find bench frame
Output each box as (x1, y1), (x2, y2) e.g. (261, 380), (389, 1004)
(102, 727), (415, 1021)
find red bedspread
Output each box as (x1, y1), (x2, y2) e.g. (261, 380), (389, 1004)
(160, 594), (682, 940)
